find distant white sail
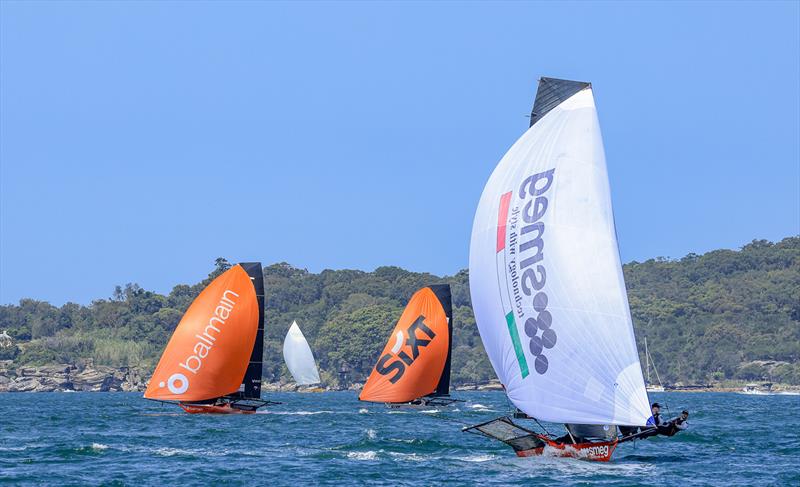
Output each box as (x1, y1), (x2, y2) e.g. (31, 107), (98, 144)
(283, 321), (321, 385)
(469, 80), (650, 426)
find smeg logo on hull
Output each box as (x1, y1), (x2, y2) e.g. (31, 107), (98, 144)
(375, 315), (436, 383)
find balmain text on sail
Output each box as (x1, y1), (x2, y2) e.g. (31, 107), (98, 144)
(179, 290), (240, 375)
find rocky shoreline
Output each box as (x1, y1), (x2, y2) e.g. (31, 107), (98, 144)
(2, 362), (798, 394)
(0, 362), (147, 393)
(0, 362), (368, 393)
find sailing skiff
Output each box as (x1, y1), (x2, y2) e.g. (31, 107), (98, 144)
(283, 321), (323, 391)
(359, 285), (460, 408)
(463, 77), (687, 461)
(144, 263), (274, 414)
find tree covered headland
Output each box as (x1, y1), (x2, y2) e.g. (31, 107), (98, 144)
(1, 237), (798, 386)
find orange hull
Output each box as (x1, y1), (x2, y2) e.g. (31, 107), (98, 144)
(516, 436), (617, 462)
(179, 403), (255, 415)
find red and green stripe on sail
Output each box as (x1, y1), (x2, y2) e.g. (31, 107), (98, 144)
(497, 192), (530, 378)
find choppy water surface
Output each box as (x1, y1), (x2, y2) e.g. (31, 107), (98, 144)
(1, 391), (798, 485)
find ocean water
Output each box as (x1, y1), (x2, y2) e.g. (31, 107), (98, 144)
(1, 391), (798, 486)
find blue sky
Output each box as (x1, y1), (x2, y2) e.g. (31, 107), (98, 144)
(1, 1), (798, 305)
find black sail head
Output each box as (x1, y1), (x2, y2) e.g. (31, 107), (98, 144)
(530, 77), (591, 127)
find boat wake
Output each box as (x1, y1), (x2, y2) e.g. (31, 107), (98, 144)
(466, 404), (499, 412)
(257, 410), (334, 415)
(505, 454), (657, 477)
(456, 453), (498, 463)
(346, 450), (440, 463)
(153, 447), (226, 457)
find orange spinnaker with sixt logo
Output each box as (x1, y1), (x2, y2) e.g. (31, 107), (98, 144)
(359, 286), (452, 403)
(144, 265), (259, 402)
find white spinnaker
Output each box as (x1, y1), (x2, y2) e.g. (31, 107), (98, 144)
(283, 321), (321, 385)
(468, 88), (650, 426)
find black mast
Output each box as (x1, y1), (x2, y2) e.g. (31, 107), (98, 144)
(429, 284), (453, 397)
(238, 262), (264, 400)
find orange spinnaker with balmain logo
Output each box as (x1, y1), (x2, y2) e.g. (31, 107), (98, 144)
(359, 287), (449, 403)
(144, 265), (259, 401)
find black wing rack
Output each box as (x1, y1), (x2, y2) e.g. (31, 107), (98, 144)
(463, 416), (546, 452)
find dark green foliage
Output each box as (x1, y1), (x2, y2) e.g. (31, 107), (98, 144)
(0, 345), (19, 360)
(0, 237), (797, 385)
(627, 237), (800, 384)
(315, 304), (402, 386)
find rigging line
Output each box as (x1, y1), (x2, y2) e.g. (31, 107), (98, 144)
(504, 394), (515, 412)
(532, 417), (552, 437)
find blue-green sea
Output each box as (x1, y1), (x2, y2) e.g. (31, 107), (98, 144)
(1, 391), (798, 485)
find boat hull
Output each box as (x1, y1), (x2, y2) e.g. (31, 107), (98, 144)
(179, 403), (255, 414)
(385, 396), (462, 410)
(516, 437), (618, 462)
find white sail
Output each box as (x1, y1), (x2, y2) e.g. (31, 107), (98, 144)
(469, 79), (650, 426)
(282, 321), (321, 385)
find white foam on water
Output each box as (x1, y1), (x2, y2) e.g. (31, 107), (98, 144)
(389, 438), (417, 444)
(153, 447), (187, 457)
(239, 449), (269, 457)
(458, 454), (497, 463)
(469, 403), (498, 411)
(347, 450), (378, 460)
(388, 451), (430, 462)
(91, 443), (108, 451)
(508, 454), (656, 478)
(151, 447), (227, 457)
(470, 407), (499, 412)
(261, 410), (334, 415)
(365, 429), (377, 440)
(419, 409), (440, 414)
(358, 408), (369, 414)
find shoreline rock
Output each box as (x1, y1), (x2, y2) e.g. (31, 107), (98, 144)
(2, 363), (797, 395)
(0, 362), (147, 393)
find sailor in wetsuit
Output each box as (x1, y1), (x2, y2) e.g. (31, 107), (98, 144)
(646, 402), (663, 428)
(640, 407), (689, 438)
(659, 410), (689, 436)
(636, 403), (664, 438)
